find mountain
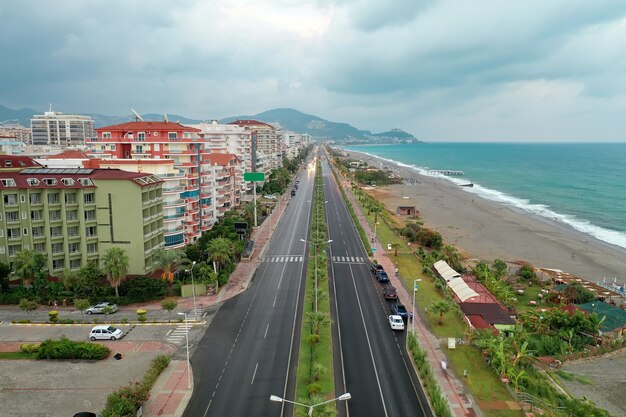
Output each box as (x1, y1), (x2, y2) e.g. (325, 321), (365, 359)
(0, 104), (38, 127)
(221, 108), (420, 143)
(86, 112), (202, 127)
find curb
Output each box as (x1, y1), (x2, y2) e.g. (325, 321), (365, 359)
(9, 321), (207, 327)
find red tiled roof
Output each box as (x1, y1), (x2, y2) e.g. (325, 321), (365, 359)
(0, 155), (42, 169)
(458, 302), (516, 325)
(89, 169), (163, 184)
(558, 304), (587, 317)
(95, 121), (201, 133)
(0, 168), (161, 189)
(47, 150), (90, 159)
(228, 119), (274, 129)
(204, 153), (238, 166)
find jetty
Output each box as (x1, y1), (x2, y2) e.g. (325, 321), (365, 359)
(427, 169), (464, 176)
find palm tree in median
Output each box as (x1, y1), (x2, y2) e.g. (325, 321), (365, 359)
(305, 311), (331, 335)
(152, 248), (190, 295)
(206, 237), (233, 272)
(102, 247), (129, 298)
(430, 300), (453, 325)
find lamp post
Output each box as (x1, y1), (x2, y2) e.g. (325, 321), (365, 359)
(412, 279), (422, 335)
(300, 238), (333, 312)
(185, 261), (197, 314)
(270, 392), (351, 416)
(177, 312), (192, 390)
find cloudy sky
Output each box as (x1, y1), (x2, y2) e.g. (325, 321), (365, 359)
(2, 0), (626, 141)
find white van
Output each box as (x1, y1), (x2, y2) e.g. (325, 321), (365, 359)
(89, 325), (123, 341)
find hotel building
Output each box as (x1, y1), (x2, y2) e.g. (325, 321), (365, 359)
(31, 110), (95, 146)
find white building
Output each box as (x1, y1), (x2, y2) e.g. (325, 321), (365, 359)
(31, 108), (95, 146)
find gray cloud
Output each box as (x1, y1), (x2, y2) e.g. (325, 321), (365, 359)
(1, 0), (626, 140)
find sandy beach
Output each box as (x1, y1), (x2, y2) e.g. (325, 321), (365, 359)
(343, 150), (626, 283)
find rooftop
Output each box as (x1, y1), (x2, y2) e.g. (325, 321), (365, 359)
(96, 121), (201, 133)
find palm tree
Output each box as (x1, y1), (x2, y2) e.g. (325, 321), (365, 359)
(102, 247), (129, 298)
(430, 300), (452, 325)
(206, 238), (233, 271)
(60, 269), (75, 292)
(13, 249), (46, 287)
(441, 245), (462, 271)
(152, 248), (190, 295)
(305, 311), (331, 335)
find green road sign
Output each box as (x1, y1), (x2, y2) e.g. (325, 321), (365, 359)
(244, 172), (265, 182)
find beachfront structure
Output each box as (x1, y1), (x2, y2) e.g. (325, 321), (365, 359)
(189, 120), (252, 195)
(228, 120), (280, 175)
(31, 109), (95, 146)
(0, 160), (163, 276)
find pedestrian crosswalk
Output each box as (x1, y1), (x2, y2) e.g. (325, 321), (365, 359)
(263, 255), (304, 263)
(331, 256), (365, 264)
(166, 307), (204, 345)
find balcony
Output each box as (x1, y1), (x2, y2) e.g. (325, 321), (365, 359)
(162, 186), (184, 194)
(174, 161), (199, 168)
(163, 199), (185, 208)
(164, 226), (184, 235)
(160, 172), (186, 180)
(165, 149), (195, 155)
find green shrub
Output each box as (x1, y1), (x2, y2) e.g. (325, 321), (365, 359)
(14, 319), (31, 324)
(20, 343), (41, 353)
(58, 319), (75, 324)
(37, 337), (110, 360)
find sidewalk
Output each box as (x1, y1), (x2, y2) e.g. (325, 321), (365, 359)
(339, 171), (478, 417)
(142, 192), (290, 417)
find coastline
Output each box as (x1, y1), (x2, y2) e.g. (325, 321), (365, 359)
(343, 150), (626, 282)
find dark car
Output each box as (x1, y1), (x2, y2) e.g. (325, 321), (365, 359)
(291, 189), (296, 196)
(375, 270), (389, 283)
(391, 303), (408, 321)
(369, 264), (385, 275)
(382, 286), (398, 300)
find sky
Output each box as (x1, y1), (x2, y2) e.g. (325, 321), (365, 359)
(2, 0), (626, 141)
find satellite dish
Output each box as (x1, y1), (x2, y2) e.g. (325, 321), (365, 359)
(130, 108), (144, 121)
(164, 113), (169, 123)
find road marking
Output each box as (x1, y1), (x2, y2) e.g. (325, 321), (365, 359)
(273, 296), (277, 307)
(264, 323), (270, 339)
(166, 329), (172, 336)
(251, 362), (259, 384)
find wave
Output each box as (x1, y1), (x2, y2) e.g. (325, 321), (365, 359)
(350, 150), (626, 250)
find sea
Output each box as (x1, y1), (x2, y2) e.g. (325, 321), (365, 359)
(343, 143), (626, 251)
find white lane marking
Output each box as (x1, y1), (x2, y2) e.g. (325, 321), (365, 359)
(166, 329), (172, 336)
(273, 296), (277, 307)
(251, 362), (259, 384)
(264, 323), (270, 339)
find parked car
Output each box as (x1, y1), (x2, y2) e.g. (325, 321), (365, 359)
(391, 303), (408, 321)
(382, 286), (398, 300)
(263, 194), (276, 200)
(375, 270), (389, 283)
(85, 302), (119, 315)
(369, 264), (385, 275)
(388, 315), (405, 331)
(89, 325), (123, 341)
(291, 189), (296, 196)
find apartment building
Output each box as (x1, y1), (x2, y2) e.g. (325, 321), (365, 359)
(0, 159), (163, 276)
(228, 120), (280, 174)
(203, 153), (240, 223)
(31, 110), (95, 146)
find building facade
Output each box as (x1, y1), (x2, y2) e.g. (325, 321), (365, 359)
(228, 120), (280, 174)
(0, 161), (163, 276)
(31, 110), (95, 146)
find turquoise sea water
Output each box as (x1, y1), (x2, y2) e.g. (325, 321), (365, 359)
(344, 143), (626, 250)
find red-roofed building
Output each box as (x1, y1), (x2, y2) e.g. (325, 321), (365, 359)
(0, 155), (43, 171)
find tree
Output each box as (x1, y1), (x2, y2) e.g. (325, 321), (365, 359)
(74, 298), (90, 316)
(13, 249), (47, 287)
(491, 259), (508, 278)
(431, 300), (452, 325)
(391, 243), (399, 257)
(153, 249), (190, 295)
(161, 298), (178, 322)
(74, 261), (104, 298)
(102, 247), (129, 298)
(206, 238), (233, 272)
(305, 311), (331, 335)
(60, 269), (75, 292)
(19, 298), (38, 314)
(518, 265), (535, 281)
(441, 245), (462, 271)
(0, 261), (10, 292)
(562, 283), (596, 304)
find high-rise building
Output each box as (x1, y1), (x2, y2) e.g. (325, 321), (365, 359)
(30, 109), (95, 146)
(0, 156), (163, 276)
(228, 120), (280, 174)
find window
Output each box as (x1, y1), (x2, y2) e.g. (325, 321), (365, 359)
(84, 210), (96, 221)
(61, 178), (75, 186)
(7, 228), (20, 239)
(84, 193), (95, 203)
(135, 145), (143, 154)
(87, 242), (98, 253)
(48, 193), (60, 204)
(154, 144), (160, 151)
(168, 132), (177, 140)
(52, 259), (64, 270)
(0, 246), (4, 254)
(27, 178), (40, 186)
(34, 243), (45, 253)
(32, 226), (43, 237)
(66, 210), (77, 221)
(4, 160), (12, 167)
(8, 245), (21, 256)
(111, 144), (116, 151)
(138, 132), (146, 141)
(68, 243), (79, 253)
(102, 132), (111, 139)
(20, 195), (26, 203)
(23, 228), (28, 236)
(49, 210), (61, 221)
(65, 193), (77, 204)
(0, 179), (16, 187)
(70, 259), (81, 269)
(43, 178), (58, 186)
(50, 226), (62, 237)
(86, 226), (97, 237)
(31, 210), (42, 220)
(21, 211), (27, 219)
(51, 243), (63, 253)
(29, 193), (41, 204)
(79, 178), (93, 186)
(67, 226), (79, 236)
(3, 194), (17, 205)
(5, 211), (18, 222)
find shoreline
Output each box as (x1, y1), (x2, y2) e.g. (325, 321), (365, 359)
(342, 149), (626, 283)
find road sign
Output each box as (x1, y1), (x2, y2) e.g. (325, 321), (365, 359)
(244, 172), (265, 182)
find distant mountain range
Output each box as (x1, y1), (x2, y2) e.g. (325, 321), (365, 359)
(0, 104), (420, 144)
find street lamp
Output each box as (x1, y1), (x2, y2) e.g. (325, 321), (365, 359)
(300, 238), (333, 311)
(270, 392), (351, 416)
(185, 261), (197, 314)
(412, 279), (422, 334)
(177, 312), (192, 390)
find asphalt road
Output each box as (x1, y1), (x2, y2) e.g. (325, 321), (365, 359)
(322, 155), (431, 417)
(183, 160), (316, 417)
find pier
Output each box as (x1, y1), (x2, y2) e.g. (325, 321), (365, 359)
(427, 169), (464, 176)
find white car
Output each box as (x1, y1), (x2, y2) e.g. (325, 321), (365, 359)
(389, 315), (405, 331)
(85, 302), (119, 315)
(263, 194), (277, 200)
(90, 325), (123, 341)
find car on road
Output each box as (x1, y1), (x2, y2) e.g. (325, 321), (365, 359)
(388, 315), (405, 331)
(85, 302), (119, 315)
(369, 264), (385, 275)
(375, 270), (389, 283)
(89, 325), (123, 341)
(391, 303), (408, 321)
(382, 286), (398, 300)
(291, 189), (296, 196)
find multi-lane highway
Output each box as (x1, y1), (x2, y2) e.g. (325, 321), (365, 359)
(322, 154), (431, 417)
(183, 160), (316, 417)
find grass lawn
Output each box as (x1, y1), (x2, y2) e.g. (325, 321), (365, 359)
(0, 351), (36, 359)
(513, 283), (546, 312)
